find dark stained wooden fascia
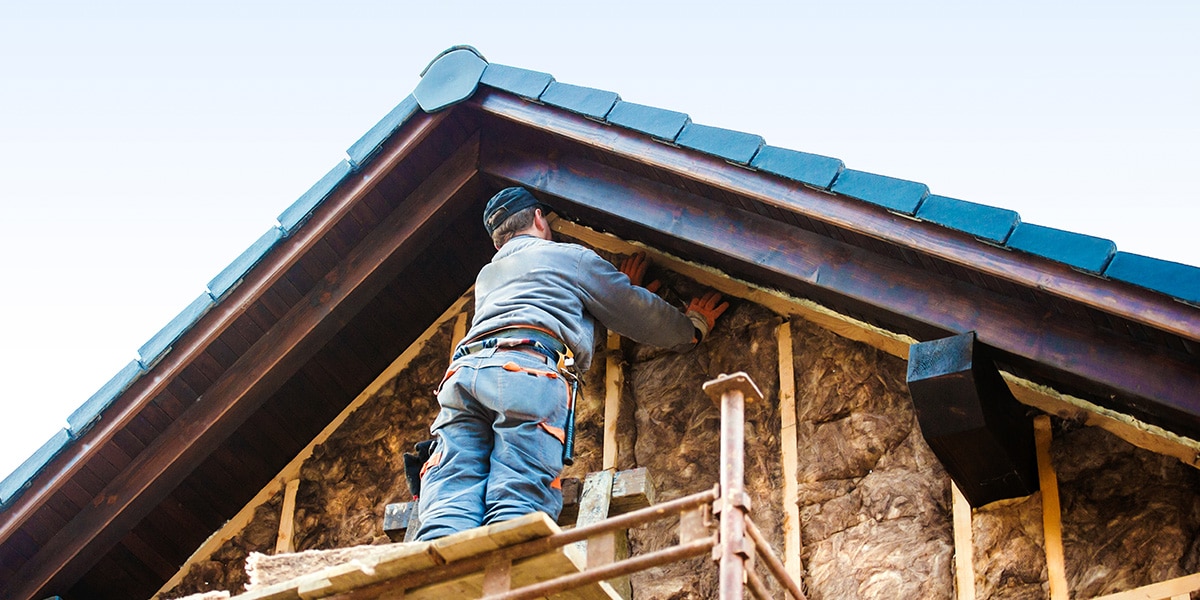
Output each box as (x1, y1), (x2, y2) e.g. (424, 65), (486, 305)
(479, 144), (1200, 435)
(0, 109), (453, 554)
(3, 130), (479, 600)
(469, 91), (1200, 344)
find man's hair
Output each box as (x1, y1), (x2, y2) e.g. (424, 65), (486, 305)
(491, 205), (538, 247)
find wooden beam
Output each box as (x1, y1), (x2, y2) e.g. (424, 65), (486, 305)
(451, 311), (469, 358)
(575, 471), (615, 565)
(1088, 571), (1200, 600)
(951, 482), (976, 600)
(550, 218), (1200, 474)
(1005, 374), (1200, 470)
(551, 218), (915, 359)
(472, 90), (1200, 345)
(559, 467), (655, 526)
(0, 108), (453, 554)
(484, 146), (1200, 434)
(776, 321), (804, 585)
(1035, 415), (1069, 600)
(597, 326), (631, 598)
(275, 478), (300, 554)
(10, 136), (481, 600)
(603, 331), (623, 471)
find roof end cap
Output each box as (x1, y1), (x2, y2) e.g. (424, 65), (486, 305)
(414, 46), (488, 112)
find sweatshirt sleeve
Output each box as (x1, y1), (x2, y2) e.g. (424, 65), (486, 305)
(573, 248), (697, 352)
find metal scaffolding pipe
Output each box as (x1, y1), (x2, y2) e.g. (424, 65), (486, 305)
(705, 372), (764, 600)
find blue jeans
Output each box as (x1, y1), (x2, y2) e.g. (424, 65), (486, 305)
(415, 347), (569, 541)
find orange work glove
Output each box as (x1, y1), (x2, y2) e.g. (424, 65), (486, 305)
(618, 252), (661, 294)
(685, 291), (729, 341)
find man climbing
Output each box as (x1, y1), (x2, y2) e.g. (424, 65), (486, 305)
(414, 186), (728, 541)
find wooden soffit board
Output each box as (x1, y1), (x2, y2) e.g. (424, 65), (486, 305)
(3, 121), (482, 600)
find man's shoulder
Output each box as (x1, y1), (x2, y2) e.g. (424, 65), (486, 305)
(516, 238), (594, 257)
(502, 238), (607, 268)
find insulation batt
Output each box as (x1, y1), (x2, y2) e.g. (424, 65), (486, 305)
(790, 318), (954, 599)
(163, 492), (283, 597)
(627, 289), (786, 600)
(292, 318), (454, 551)
(159, 246), (1200, 599)
(970, 420), (1200, 599)
(1055, 423), (1200, 597)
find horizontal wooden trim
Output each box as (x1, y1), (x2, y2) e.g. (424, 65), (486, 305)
(472, 90), (1200, 344)
(1089, 571), (1200, 600)
(549, 218), (1200, 472)
(1005, 373), (1200, 469)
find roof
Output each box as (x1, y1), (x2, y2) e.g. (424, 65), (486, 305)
(2, 46), (1198, 599)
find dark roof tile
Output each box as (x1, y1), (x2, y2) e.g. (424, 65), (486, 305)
(750, 145), (843, 189)
(1105, 252), (1200, 304)
(916, 195), (1020, 244)
(347, 95), (420, 169)
(207, 226), (284, 300)
(277, 160), (354, 233)
(831, 169), (929, 215)
(676, 123), (764, 165)
(1006, 223), (1116, 274)
(66, 360), (144, 435)
(137, 292), (215, 368)
(539, 82), (619, 120)
(481, 63), (554, 100)
(606, 101), (690, 141)
(413, 46), (487, 112)
(0, 428), (71, 506)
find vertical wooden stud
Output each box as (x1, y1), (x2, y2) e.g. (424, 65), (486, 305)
(451, 311), (469, 357)
(275, 478), (301, 554)
(952, 481), (976, 600)
(776, 321), (804, 585)
(1035, 415), (1069, 600)
(603, 331), (623, 471)
(603, 337), (634, 600)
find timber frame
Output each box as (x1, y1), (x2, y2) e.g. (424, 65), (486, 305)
(1, 48), (1197, 599)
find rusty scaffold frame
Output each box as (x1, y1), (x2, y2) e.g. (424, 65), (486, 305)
(472, 371), (806, 600)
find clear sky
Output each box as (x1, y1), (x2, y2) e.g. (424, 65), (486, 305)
(1, 0), (1197, 482)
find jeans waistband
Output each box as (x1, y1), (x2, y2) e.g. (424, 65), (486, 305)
(452, 327), (567, 364)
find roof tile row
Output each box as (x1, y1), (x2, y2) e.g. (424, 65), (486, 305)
(472, 59), (1196, 303)
(5, 47), (1197, 507)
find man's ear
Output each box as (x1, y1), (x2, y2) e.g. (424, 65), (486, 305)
(534, 208), (552, 238)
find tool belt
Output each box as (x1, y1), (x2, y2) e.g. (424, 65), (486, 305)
(452, 326), (571, 369)
(447, 325), (581, 466)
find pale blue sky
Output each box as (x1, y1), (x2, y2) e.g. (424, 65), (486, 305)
(1, 0), (1197, 480)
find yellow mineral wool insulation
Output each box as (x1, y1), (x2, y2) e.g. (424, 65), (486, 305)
(156, 291), (473, 599)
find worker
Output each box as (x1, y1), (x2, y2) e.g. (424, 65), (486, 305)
(414, 186), (728, 541)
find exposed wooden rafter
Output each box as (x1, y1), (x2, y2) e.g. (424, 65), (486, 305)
(6, 133), (481, 600)
(0, 109), (453, 556)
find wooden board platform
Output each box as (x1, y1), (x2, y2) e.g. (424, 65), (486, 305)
(234, 512), (620, 600)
